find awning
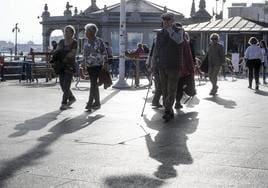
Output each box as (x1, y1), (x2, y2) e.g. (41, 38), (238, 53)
(184, 16), (268, 33)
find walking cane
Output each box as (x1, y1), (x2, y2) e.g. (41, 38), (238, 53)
(141, 73), (153, 117)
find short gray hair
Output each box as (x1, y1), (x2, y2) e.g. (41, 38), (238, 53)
(85, 23), (98, 35)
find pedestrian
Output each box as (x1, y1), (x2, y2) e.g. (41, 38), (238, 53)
(51, 40), (58, 53)
(83, 23), (108, 112)
(175, 32), (196, 109)
(259, 40), (267, 84)
(133, 43), (145, 87)
(244, 37), (262, 90)
(154, 13), (184, 122)
(57, 25), (77, 110)
(143, 44), (150, 54)
(207, 33), (225, 95)
(105, 42), (113, 66)
(0, 54), (5, 81)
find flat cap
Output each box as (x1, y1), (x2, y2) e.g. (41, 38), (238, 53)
(161, 12), (175, 20)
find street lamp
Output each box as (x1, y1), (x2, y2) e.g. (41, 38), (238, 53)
(12, 23), (20, 56)
(113, 0), (130, 89)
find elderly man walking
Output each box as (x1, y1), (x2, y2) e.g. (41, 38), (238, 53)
(154, 13), (184, 122)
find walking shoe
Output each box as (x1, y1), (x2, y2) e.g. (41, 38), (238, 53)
(85, 103), (92, 112)
(255, 85), (259, 90)
(209, 86), (218, 96)
(60, 104), (68, 110)
(85, 103), (92, 110)
(174, 103), (183, 109)
(209, 90), (216, 95)
(67, 98), (76, 106)
(92, 103), (101, 109)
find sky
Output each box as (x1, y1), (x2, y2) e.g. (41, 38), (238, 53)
(0, 0), (265, 44)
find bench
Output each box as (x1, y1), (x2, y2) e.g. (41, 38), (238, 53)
(21, 52), (56, 83)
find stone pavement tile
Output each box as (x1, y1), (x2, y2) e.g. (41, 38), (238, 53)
(1, 78), (268, 187)
(57, 180), (103, 188)
(1, 173), (68, 188)
(169, 164), (259, 187)
(245, 169), (268, 187)
(244, 151), (268, 170)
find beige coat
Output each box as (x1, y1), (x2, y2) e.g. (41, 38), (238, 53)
(207, 42), (225, 67)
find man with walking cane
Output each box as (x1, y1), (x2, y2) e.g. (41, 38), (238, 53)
(154, 13), (184, 122)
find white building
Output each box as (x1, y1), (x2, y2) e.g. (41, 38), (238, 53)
(228, 2), (268, 23)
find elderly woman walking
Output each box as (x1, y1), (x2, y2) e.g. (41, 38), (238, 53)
(245, 37), (263, 90)
(83, 23), (108, 112)
(57, 25), (77, 110)
(207, 33), (225, 95)
(259, 40), (268, 85)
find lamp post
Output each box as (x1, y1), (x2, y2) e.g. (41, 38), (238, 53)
(113, 0), (130, 89)
(12, 23), (20, 56)
(215, 0), (219, 16)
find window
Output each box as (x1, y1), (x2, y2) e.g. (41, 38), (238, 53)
(127, 32), (143, 52)
(111, 31), (119, 55)
(148, 32), (156, 48)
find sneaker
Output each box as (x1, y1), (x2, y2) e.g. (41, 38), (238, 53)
(67, 98), (76, 106)
(60, 104), (68, 110)
(255, 85), (259, 90)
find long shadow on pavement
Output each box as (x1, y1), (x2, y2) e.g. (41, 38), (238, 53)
(8, 110), (61, 138)
(0, 112), (103, 186)
(8, 89), (120, 138)
(143, 111), (199, 179)
(254, 90), (268, 96)
(104, 174), (165, 188)
(204, 96), (237, 109)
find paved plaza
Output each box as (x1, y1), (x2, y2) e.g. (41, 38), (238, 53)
(0, 77), (268, 187)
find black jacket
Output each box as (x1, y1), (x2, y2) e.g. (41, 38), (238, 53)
(155, 29), (183, 70)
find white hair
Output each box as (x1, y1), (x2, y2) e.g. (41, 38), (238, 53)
(64, 25), (75, 37)
(85, 23), (98, 35)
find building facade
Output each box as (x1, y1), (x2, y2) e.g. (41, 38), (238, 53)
(228, 2), (268, 23)
(40, 0), (185, 54)
(40, 0), (213, 54)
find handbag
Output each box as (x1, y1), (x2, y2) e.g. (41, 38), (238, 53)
(183, 75), (196, 97)
(200, 54), (208, 73)
(50, 50), (69, 74)
(98, 68), (113, 89)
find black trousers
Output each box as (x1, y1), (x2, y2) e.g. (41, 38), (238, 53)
(262, 62), (267, 82)
(152, 70), (162, 105)
(0, 65), (4, 81)
(59, 71), (75, 105)
(247, 59), (261, 87)
(87, 66), (102, 107)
